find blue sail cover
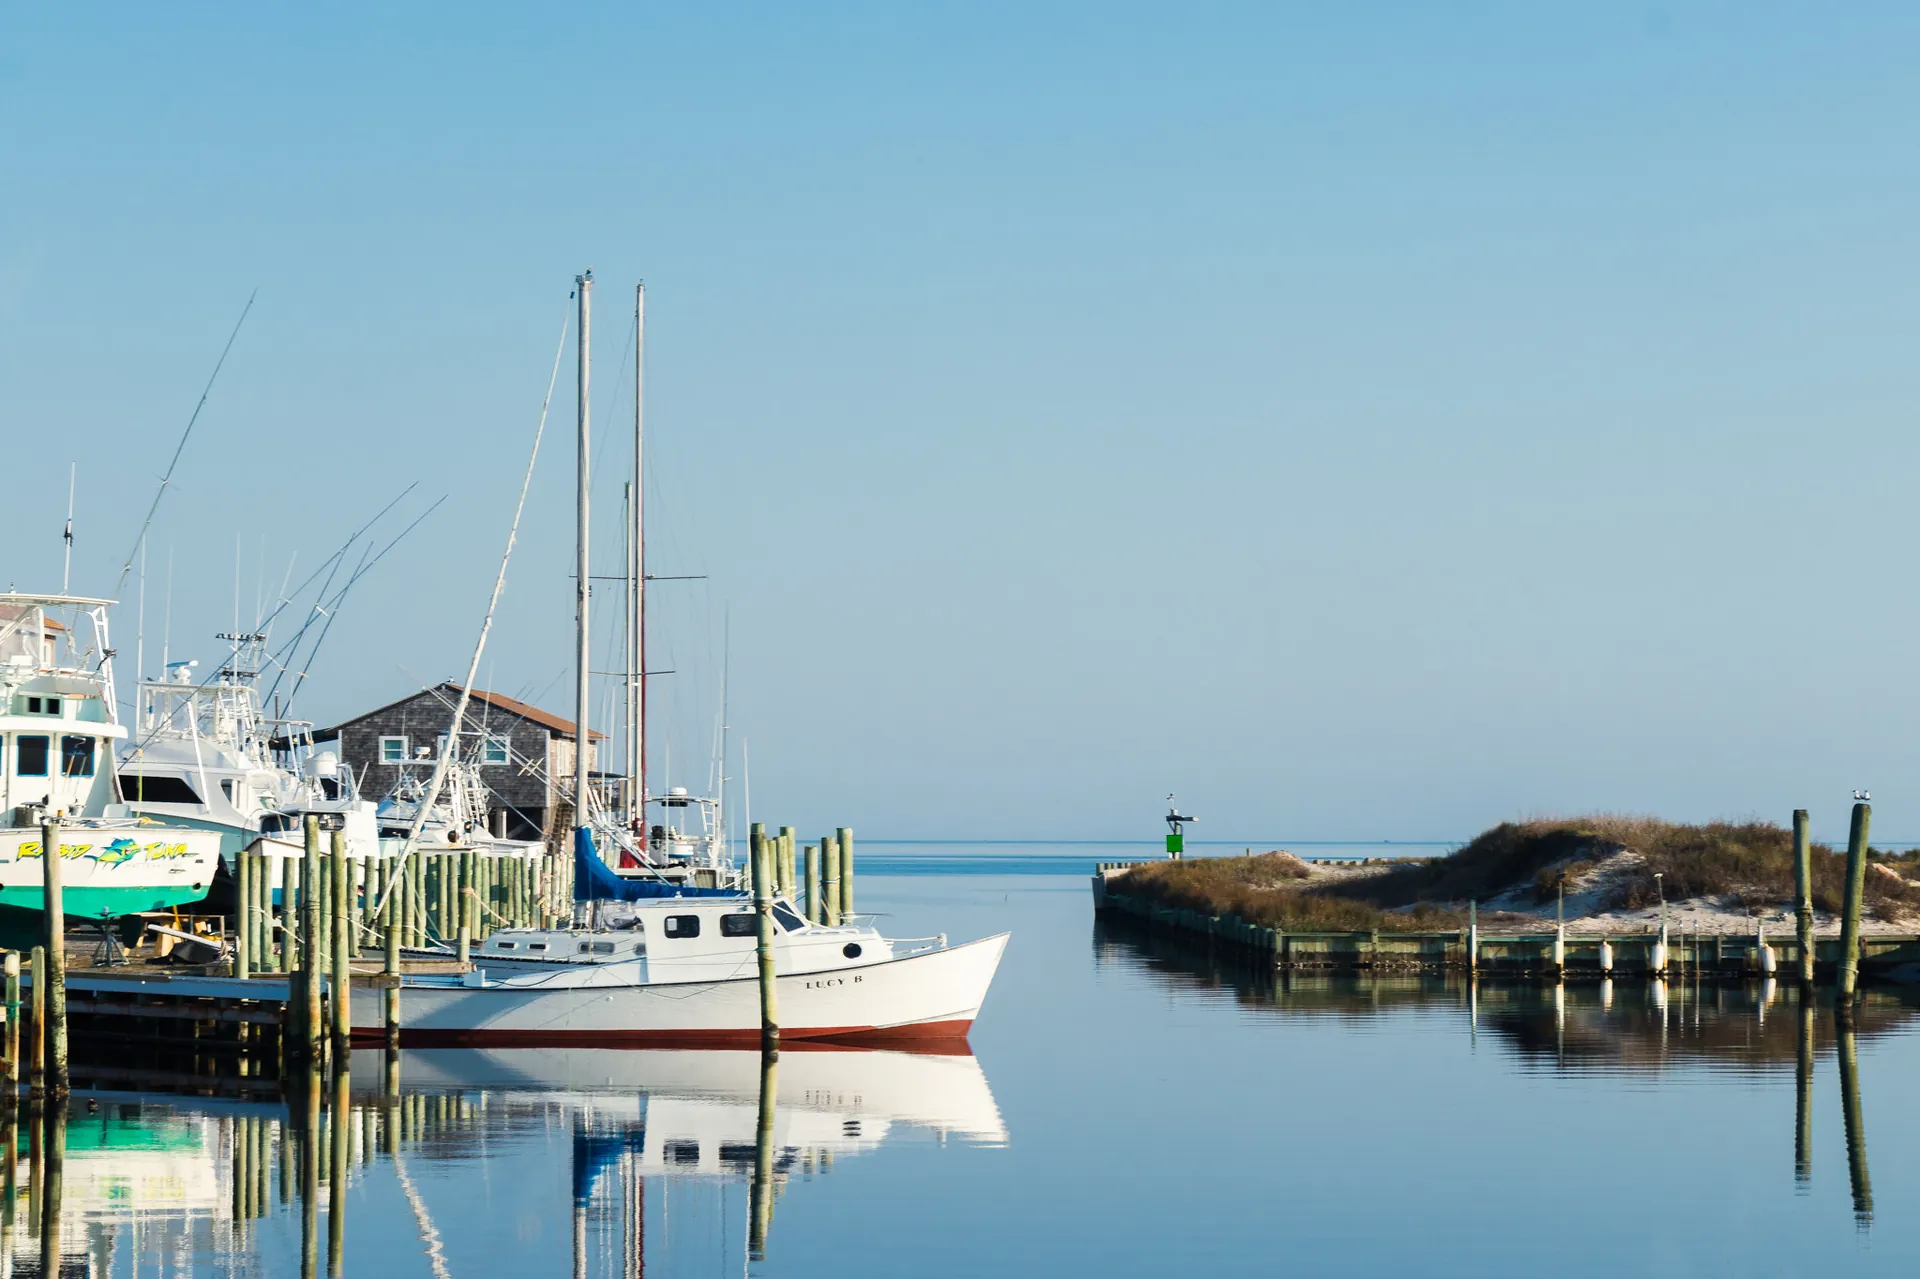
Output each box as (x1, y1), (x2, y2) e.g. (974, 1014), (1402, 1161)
(573, 1121), (646, 1206)
(572, 827), (742, 903)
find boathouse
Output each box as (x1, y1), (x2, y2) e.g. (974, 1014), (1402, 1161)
(313, 683), (604, 841)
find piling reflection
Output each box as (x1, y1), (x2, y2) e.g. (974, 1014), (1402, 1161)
(0, 1042), (1002, 1275)
(1837, 1009), (1872, 1227)
(1103, 917), (1895, 1233)
(1795, 997), (1814, 1187)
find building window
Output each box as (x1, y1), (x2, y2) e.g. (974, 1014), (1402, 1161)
(60, 736), (95, 777)
(16, 736), (49, 777)
(663, 915), (701, 939)
(481, 735), (510, 766)
(379, 736), (408, 764)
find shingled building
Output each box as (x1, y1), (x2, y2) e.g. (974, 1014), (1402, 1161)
(313, 683), (604, 841)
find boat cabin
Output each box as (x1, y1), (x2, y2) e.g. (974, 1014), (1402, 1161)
(476, 897), (889, 982)
(0, 597), (125, 825)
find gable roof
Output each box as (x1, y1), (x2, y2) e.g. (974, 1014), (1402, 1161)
(316, 681), (605, 741)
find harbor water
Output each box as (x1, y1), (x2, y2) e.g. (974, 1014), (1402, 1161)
(17, 841), (1920, 1276)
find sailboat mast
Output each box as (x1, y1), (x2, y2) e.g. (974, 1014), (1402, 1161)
(574, 270), (593, 827)
(631, 282), (646, 833)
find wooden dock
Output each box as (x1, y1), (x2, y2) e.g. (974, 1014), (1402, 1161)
(1092, 864), (1920, 980)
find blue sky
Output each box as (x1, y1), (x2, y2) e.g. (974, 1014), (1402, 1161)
(5, 4), (1920, 841)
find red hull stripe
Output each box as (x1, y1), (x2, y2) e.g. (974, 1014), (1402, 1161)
(350, 1018), (974, 1050)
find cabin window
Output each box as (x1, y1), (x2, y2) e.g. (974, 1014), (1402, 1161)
(15, 736), (48, 777)
(663, 915), (700, 939)
(720, 914), (756, 938)
(24, 697), (39, 714)
(494, 941), (516, 950)
(220, 779), (235, 802)
(664, 1141), (699, 1165)
(481, 736), (510, 766)
(121, 774), (201, 804)
(842, 943), (863, 959)
(591, 941), (616, 955)
(771, 903), (806, 933)
(529, 942), (548, 952)
(59, 736), (94, 777)
(379, 736), (408, 764)
(23, 697), (59, 716)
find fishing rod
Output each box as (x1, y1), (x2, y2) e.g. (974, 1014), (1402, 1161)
(111, 291), (257, 602)
(275, 494), (449, 721)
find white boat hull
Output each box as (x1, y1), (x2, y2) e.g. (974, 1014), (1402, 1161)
(350, 931), (1009, 1048)
(0, 825), (222, 916)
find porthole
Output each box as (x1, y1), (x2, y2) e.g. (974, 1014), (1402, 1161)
(842, 943), (862, 959)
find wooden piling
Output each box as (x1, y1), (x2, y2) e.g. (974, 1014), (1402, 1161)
(38, 820), (65, 1096)
(750, 824), (778, 1051)
(822, 838), (841, 928)
(236, 841), (253, 980)
(1838, 801), (1870, 999)
(331, 830), (351, 1052)
(384, 880), (401, 1046)
(2, 953), (16, 1095)
(1793, 809), (1815, 986)
(27, 948), (44, 1096)
(457, 851), (473, 965)
(317, 835), (333, 975)
(805, 841), (822, 924)
(776, 827), (796, 900)
(837, 827), (854, 920)
(1467, 899), (1478, 973)
(281, 855), (299, 975)
(302, 816), (325, 1060)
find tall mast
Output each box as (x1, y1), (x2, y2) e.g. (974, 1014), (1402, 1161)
(574, 270), (593, 828)
(631, 282), (646, 832)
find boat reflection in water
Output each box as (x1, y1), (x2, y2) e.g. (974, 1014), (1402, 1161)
(0, 1044), (1004, 1274)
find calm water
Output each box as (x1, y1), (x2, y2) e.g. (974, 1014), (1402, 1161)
(12, 841), (1920, 1276)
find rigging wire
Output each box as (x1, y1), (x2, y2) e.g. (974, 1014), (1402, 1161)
(375, 297), (573, 917)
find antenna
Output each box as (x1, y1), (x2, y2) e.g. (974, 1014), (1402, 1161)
(61, 463), (75, 594)
(135, 537), (146, 729)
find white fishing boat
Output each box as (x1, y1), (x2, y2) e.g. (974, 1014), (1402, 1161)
(119, 630), (380, 865)
(348, 893), (1007, 1047)
(0, 594), (222, 942)
(357, 273), (1007, 1044)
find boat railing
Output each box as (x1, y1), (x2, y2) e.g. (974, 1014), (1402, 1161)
(889, 934), (949, 955)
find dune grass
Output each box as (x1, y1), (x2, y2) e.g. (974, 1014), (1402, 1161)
(1108, 853), (1465, 933)
(1323, 816), (1920, 919)
(1111, 818), (1920, 926)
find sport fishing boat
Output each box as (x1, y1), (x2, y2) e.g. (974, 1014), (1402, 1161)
(119, 630), (380, 863)
(0, 594), (221, 941)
